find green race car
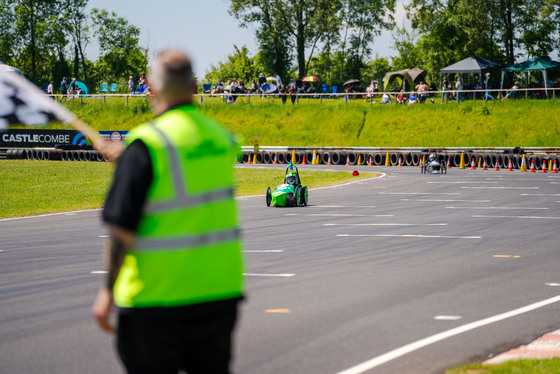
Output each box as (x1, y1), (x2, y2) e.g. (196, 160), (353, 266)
(266, 164), (308, 207)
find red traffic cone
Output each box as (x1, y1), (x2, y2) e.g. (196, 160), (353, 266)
(247, 154), (252, 164)
(368, 156), (373, 166)
(418, 156), (424, 167)
(541, 160), (547, 173)
(494, 160), (500, 171)
(553, 160), (558, 173)
(345, 155), (351, 166)
(398, 156), (403, 167)
(507, 158), (513, 171)
(447, 157), (451, 169)
(302, 155), (307, 165)
(482, 159), (488, 170)
(470, 157), (476, 169)
(529, 160), (536, 172)
(273, 154), (278, 164)
(327, 154), (332, 165)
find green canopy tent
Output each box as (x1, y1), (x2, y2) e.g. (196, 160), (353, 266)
(383, 68), (427, 91)
(501, 57), (560, 99)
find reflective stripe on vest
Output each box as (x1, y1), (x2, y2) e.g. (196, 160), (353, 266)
(135, 228), (240, 252)
(144, 123), (234, 214)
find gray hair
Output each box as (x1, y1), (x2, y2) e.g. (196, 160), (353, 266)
(149, 50), (193, 98)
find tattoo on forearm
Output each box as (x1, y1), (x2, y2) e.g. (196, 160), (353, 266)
(106, 235), (128, 290)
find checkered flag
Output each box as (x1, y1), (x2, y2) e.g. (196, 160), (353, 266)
(0, 69), (99, 143)
(0, 70), (75, 129)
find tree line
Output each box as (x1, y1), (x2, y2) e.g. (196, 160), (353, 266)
(0, 0), (148, 92)
(205, 0), (560, 87)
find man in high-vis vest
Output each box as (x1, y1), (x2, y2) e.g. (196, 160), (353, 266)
(92, 50), (244, 374)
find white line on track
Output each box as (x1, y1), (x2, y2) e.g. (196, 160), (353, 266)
(462, 186), (539, 190)
(242, 273), (295, 277)
(521, 193), (560, 196)
(98, 235), (109, 238)
(434, 315), (462, 321)
(285, 213), (394, 217)
(243, 250), (284, 253)
(472, 215), (560, 220)
(486, 178), (540, 181)
(446, 206), (549, 210)
(91, 271), (107, 274)
(546, 283), (560, 287)
(427, 181), (498, 184)
(336, 294), (560, 374)
(0, 209), (101, 222)
(400, 199), (491, 203)
(325, 223), (447, 227)
(379, 192), (461, 195)
(336, 234), (481, 239)
(310, 205), (377, 208)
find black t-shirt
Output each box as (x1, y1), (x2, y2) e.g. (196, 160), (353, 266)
(102, 139), (153, 231)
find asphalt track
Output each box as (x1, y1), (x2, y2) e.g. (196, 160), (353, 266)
(1, 165), (559, 374)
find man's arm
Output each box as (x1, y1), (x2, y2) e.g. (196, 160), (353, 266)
(91, 225), (135, 334)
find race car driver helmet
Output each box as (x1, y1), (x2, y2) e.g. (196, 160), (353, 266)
(286, 172), (297, 185)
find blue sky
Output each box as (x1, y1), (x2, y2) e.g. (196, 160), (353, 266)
(86, 0), (408, 78)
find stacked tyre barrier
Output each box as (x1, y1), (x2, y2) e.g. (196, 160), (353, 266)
(5, 148), (107, 162)
(239, 150), (560, 171)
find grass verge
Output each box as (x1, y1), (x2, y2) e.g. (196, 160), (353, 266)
(445, 359), (560, 373)
(16, 98), (560, 148)
(0, 161), (376, 219)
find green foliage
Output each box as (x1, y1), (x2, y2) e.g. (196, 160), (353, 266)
(229, 0), (395, 80)
(0, 1), (147, 88)
(90, 8), (148, 83)
(204, 45), (264, 84)
(405, 0), (560, 79)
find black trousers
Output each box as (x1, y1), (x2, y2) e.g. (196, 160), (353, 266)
(117, 299), (240, 374)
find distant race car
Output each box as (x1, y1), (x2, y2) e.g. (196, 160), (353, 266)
(421, 152), (447, 174)
(266, 164), (308, 207)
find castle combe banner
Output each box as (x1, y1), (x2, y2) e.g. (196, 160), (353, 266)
(0, 129), (87, 148)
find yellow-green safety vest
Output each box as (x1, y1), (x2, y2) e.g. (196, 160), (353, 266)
(113, 105), (244, 308)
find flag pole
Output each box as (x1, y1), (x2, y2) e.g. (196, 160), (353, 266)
(70, 118), (102, 145)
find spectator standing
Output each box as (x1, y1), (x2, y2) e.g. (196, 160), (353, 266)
(139, 73), (146, 86)
(484, 72), (494, 101)
(275, 72), (282, 87)
(92, 49), (244, 374)
(455, 76), (464, 103)
(366, 81), (375, 101)
(289, 84), (297, 105)
(441, 77), (449, 103)
(128, 76), (134, 95)
(60, 77), (68, 97)
(47, 82), (54, 95)
(68, 78), (77, 96)
(278, 84), (287, 104)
